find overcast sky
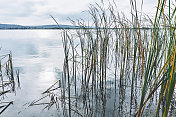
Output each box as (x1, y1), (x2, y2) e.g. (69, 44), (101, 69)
(0, 0), (161, 25)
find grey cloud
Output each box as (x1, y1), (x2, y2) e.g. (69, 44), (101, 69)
(48, 11), (91, 22)
(0, 0), (158, 25)
(0, 2), (36, 17)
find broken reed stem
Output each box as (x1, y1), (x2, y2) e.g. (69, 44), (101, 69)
(0, 52), (20, 115)
(0, 101), (13, 114)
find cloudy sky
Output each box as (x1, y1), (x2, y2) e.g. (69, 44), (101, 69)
(0, 0), (159, 25)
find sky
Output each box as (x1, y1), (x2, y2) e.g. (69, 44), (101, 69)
(0, 0), (161, 25)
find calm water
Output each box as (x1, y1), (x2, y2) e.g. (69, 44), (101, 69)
(0, 30), (64, 117)
(1, 30), (172, 117)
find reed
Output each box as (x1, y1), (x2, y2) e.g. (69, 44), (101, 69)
(31, 0), (176, 116)
(0, 52), (20, 114)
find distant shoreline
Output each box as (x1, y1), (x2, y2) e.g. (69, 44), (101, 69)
(0, 24), (174, 30)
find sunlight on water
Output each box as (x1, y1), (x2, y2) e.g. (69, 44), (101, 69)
(39, 65), (56, 84)
(36, 30), (53, 38)
(0, 30), (63, 117)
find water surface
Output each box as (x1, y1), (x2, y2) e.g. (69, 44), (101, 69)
(0, 30), (64, 117)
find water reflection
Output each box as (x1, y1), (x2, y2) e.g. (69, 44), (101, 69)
(0, 29), (158, 117)
(0, 30), (63, 117)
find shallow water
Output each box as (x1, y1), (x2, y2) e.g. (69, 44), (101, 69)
(0, 30), (64, 117)
(1, 29), (175, 117)
(0, 30), (135, 117)
(0, 30), (154, 117)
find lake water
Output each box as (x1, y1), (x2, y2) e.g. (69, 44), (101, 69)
(0, 30), (64, 117)
(0, 30), (128, 117)
(0, 30), (153, 117)
(1, 29), (174, 117)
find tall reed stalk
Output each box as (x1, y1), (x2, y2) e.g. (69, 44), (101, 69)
(32, 0), (176, 116)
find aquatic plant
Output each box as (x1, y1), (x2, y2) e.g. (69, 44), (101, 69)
(0, 52), (20, 114)
(31, 0), (176, 116)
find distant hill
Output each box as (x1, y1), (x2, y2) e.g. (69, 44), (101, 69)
(0, 24), (82, 29)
